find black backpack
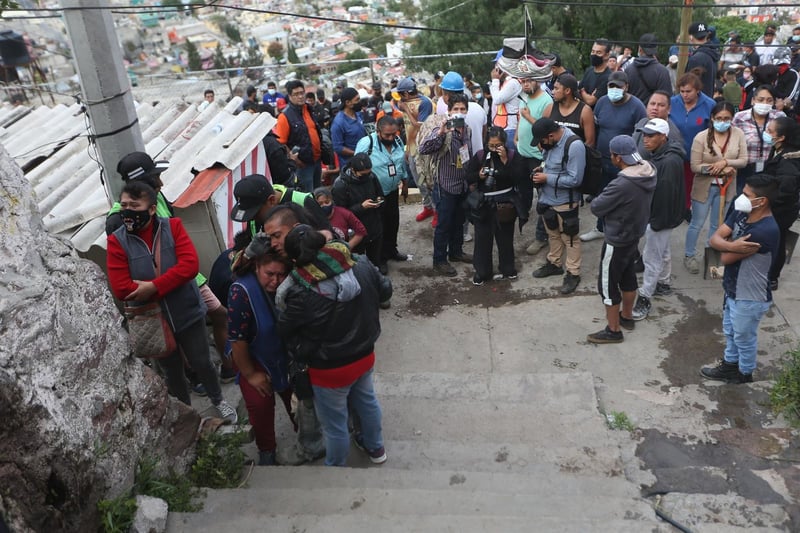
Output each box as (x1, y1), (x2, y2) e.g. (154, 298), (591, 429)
(562, 136), (603, 196)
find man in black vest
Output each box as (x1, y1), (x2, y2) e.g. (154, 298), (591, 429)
(274, 80), (323, 193)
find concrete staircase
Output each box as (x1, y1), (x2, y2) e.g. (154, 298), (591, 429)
(168, 371), (666, 532)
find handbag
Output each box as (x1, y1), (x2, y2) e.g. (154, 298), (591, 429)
(123, 226), (176, 359)
(495, 202), (516, 224)
(125, 302), (177, 359)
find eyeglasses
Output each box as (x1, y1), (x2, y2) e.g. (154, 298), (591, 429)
(289, 91), (305, 97)
(487, 143), (504, 150)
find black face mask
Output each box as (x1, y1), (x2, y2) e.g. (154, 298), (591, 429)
(539, 141), (555, 151)
(321, 204), (334, 216)
(590, 54), (604, 67)
(352, 102), (363, 112)
(121, 208), (152, 232)
(380, 138), (395, 148)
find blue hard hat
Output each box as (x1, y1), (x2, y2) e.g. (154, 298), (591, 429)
(440, 71), (464, 92)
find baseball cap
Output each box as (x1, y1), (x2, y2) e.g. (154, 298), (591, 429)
(639, 33), (658, 55)
(637, 118), (670, 136)
(230, 174), (274, 222)
(395, 77), (416, 93)
(608, 70), (628, 88)
(117, 151), (169, 187)
(609, 135), (643, 165)
(764, 27), (777, 36)
(348, 153), (373, 172)
(555, 73), (578, 94)
(531, 118), (560, 145)
(668, 54), (678, 65)
(689, 22), (710, 38)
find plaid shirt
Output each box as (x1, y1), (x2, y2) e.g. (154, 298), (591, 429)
(731, 109), (786, 165)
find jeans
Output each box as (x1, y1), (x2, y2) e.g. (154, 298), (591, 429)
(685, 185), (725, 257)
(238, 375), (294, 452)
(159, 318), (222, 406)
(640, 225), (672, 298)
(722, 297), (771, 374)
(295, 161), (322, 193)
(409, 155), (433, 209)
(312, 368), (383, 466)
(432, 184), (466, 264)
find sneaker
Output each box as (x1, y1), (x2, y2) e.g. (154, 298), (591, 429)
(533, 261), (564, 278)
(631, 295), (651, 321)
(579, 229), (604, 242)
(192, 383), (207, 396)
(737, 372), (754, 384)
(450, 253), (472, 263)
(276, 444), (325, 466)
(492, 273), (518, 281)
(587, 326), (624, 344)
(431, 212), (438, 228)
(378, 262), (389, 275)
(219, 366), (237, 384)
(433, 262), (457, 277)
(560, 272), (580, 294)
(700, 360), (741, 382)
(472, 274), (485, 286)
(654, 282), (673, 297)
(684, 256), (700, 274)
(258, 451), (276, 466)
(388, 251), (409, 262)
(354, 435), (387, 464)
(215, 400), (238, 425)
(526, 239), (547, 255)
(619, 313), (635, 331)
(416, 206), (435, 222)
(379, 299), (391, 309)
(463, 232), (473, 242)
(769, 279), (778, 291)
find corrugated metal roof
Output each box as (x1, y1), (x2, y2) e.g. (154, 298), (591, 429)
(1, 95), (276, 254)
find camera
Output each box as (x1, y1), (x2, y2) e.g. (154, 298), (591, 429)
(482, 167), (498, 189)
(446, 117), (465, 129)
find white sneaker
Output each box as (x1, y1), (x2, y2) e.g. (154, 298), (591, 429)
(215, 400), (238, 425)
(463, 232), (473, 242)
(579, 229), (604, 242)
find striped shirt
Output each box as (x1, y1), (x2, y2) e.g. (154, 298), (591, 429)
(731, 109), (786, 165)
(418, 126), (472, 195)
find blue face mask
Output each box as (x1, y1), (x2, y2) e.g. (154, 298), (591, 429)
(793, 35), (800, 42)
(607, 87), (624, 102)
(762, 131), (773, 144)
(713, 120), (731, 133)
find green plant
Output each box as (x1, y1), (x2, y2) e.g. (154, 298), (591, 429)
(134, 457), (202, 512)
(190, 430), (249, 489)
(98, 495), (136, 533)
(606, 411), (635, 432)
(770, 347), (800, 427)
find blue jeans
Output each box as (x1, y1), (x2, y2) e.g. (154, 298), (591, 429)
(685, 185), (725, 257)
(432, 184), (466, 264)
(722, 297), (771, 375)
(295, 161), (321, 193)
(312, 368), (383, 466)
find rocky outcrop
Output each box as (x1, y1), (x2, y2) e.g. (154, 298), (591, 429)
(0, 145), (198, 532)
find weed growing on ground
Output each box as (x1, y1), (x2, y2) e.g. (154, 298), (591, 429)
(190, 429), (249, 489)
(98, 495), (136, 533)
(134, 456), (203, 512)
(770, 346), (800, 427)
(605, 411), (635, 432)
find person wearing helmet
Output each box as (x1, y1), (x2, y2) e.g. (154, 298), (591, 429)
(772, 47), (799, 116)
(490, 59), (523, 150)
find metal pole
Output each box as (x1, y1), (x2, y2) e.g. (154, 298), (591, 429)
(62, 0), (145, 205)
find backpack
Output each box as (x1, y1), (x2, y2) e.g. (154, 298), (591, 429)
(562, 136), (603, 197)
(414, 114), (450, 188)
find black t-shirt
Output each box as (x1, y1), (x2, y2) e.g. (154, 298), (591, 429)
(580, 67), (610, 105)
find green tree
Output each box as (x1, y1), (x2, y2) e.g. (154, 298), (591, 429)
(185, 39), (202, 71)
(343, 0), (366, 8)
(337, 49), (368, 75)
(708, 16), (764, 44)
(162, 0), (186, 13)
(267, 41), (284, 62)
(242, 43), (264, 68)
(224, 24), (242, 44)
(213, 43), (228, 70)
(355, 25), (394, 54)
(287, 44), (308, 79)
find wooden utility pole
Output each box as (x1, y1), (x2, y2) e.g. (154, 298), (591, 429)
(677, 0), (694, 79)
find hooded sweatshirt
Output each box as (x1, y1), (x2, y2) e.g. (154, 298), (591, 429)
(686, 44), (720, 98)
(626, 56), (673, 105)
(647, 140), (687, 231)
(590, 160), (657, 246)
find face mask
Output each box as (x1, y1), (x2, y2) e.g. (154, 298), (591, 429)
(590, 54), (604, 67)
(121, 208), (151, 232)
(321, 204), (334, 216)
(742, 72), (751, 79)
(380, 138), (395, 148)
(793, 35), (800, 42)
(607, 87), (624, 102)
(268, 89), (276, 95)
(473, 91), (483, 101)
(762, 131), (773, 145)
(539, 138), (554, 151)
(713, 120), (731, 132)
(734, 194), (754, 213)
(352, 101), (363, 112)
(753, 103), (772, 116)
(450, 112), (467, 120)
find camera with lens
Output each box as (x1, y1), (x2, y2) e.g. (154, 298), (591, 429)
(482, 167), (498, 189)
(446, 117), (465, 129)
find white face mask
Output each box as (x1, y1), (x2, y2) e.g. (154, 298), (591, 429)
(753, 103), (772, 116)
(607, 87), (625, 102)
(734, 193), (760, 213)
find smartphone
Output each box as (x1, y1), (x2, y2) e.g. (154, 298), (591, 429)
(700, 164), (711, 175)
(374, 198), (384, 205)
(291, 146), (301, 155)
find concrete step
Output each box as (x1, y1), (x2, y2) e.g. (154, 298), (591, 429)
(168, 513), (667, 533)
(168, 467), (660, 531)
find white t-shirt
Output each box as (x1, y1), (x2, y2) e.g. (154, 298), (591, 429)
(490, 78), (522, 131)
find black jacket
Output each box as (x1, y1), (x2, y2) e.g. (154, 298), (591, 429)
(277, 255), (392, 369)
(687, 44), (720, 98)
(626, 57), (673, 105)
(263, 132), (296, 185)
(764, 149), (800, 222)
(591, 161), (657, 246)
(647, 140), (686, 231)
(332, 168), (384, 241)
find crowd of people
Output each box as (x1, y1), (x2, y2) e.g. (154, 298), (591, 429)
(105, 21), (800, 467)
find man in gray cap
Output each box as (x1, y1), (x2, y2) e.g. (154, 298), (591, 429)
(587, 135), (656, 343)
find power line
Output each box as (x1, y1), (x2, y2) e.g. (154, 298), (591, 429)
(520, 0), (800, 8)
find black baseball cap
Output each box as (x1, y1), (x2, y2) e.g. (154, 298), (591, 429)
(639, 33), (658, 55)
(117, 151), (169, 188)
(531, 118), (560, 145)
(689, 22), (710, 38)
(230, 175), (275, 222)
